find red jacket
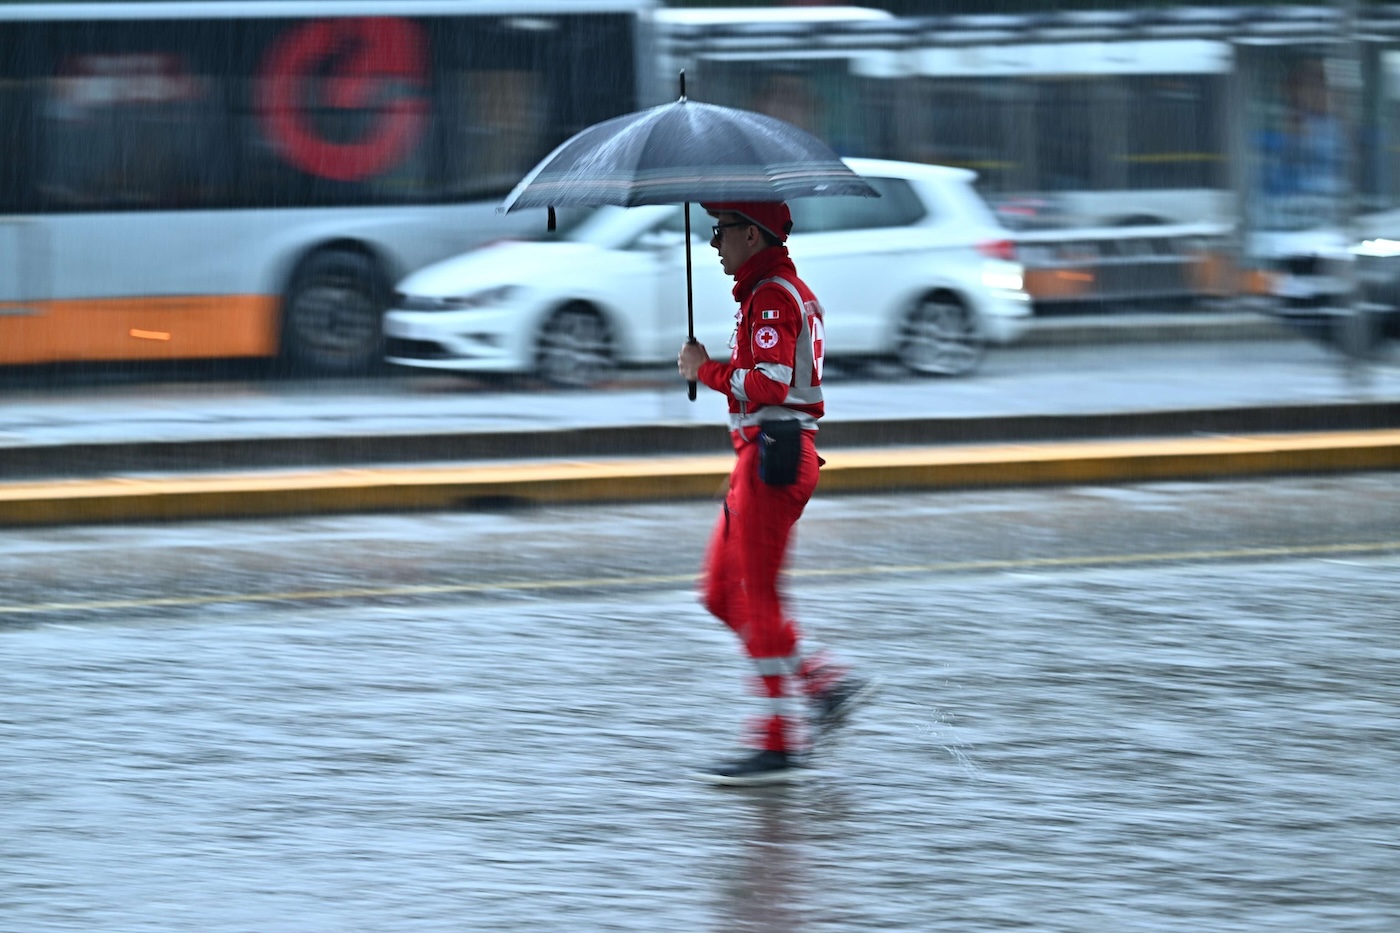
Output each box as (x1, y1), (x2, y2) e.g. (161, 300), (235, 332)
(697, 246), (825, 447)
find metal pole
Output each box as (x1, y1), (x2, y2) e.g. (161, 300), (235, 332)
(1335, 0), (1374, 384)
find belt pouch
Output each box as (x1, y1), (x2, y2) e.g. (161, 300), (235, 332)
(758, 419), (802, 486)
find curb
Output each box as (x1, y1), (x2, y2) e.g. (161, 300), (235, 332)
(6, 401), (1398, 480)
(4, 430), (1399, 527)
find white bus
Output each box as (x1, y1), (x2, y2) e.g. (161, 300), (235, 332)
(0, 0), (656, 374)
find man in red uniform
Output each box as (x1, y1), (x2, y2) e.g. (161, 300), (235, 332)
(678, 200), (873, 785)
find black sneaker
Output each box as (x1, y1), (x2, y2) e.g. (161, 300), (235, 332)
(694, 749), (814, 786)
(811, 676), (878, 737)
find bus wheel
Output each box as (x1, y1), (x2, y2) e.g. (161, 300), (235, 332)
(536, 303), (615, 388)
(282, 250), (387, 375)
(896, 292), (985, 377)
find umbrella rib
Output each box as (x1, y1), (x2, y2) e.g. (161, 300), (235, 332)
(512, 170), (872, 200)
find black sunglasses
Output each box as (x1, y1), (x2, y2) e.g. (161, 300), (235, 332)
(711, 221), (749, 239)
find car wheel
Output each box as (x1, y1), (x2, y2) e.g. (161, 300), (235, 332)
(281, 249), (387, 375)
(896, 292), (986, 376)
(536, 303), (615, 388)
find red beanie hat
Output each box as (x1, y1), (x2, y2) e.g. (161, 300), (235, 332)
(702, 201), (792, 242)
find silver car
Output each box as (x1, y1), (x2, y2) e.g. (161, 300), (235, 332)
(385, 158), (1032, 387)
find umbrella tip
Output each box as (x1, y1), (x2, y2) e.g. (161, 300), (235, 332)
(678, 70), (686, 101)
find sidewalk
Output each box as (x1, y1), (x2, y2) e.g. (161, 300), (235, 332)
(2, 313), (1398, 526)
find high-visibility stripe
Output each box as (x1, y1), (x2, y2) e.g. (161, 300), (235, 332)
(730, 275), (823, 434)
(756, 361), (793, 384)
(730, 368), (750, 400)
(772, 278), (818, 391)
(0, 295), (280, 365)
(753, 654), (800, 677)
(762, 695), (802, 718)
(783, 385), (823, 406)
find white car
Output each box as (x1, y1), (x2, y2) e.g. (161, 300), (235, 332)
(384, 158), (1031, 387)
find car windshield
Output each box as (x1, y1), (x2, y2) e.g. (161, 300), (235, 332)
(561, 205), (678, 249)
(787, 176), (929, 232)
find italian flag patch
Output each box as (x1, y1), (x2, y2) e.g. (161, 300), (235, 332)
(761, 310), (780, 320)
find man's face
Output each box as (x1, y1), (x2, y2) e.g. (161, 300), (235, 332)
(710, 212), (758, 278)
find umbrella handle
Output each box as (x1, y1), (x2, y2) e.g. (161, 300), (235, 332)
(686, 338), (698, 401)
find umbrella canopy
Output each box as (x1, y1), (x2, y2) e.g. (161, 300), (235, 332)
(500, 96), (878, 211)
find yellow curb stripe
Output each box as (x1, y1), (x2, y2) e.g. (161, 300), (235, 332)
(2, 430), (1399, 527)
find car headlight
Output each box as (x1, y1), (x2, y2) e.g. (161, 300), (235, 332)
(1352, 238), (1400, 259)
(394, 285), (520, 311)
(980, 259), (1024, 292)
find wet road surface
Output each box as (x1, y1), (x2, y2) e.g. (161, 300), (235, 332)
(3, 476), (1399, 931)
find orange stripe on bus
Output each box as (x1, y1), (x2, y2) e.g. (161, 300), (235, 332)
(0, 296), (280, 365)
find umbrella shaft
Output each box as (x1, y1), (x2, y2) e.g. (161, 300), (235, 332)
(684, 199), (697, 402)
(684, 202), (695, 340)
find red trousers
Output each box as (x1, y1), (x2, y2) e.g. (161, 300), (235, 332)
(701, 432), (821, 751)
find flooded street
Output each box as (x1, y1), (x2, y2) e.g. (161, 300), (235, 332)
(3, 475), (1399, 931)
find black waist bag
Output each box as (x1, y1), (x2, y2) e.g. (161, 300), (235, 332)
(757, 419), (803, 486)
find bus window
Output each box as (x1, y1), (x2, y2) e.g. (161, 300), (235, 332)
(1242, 47), (1347, 232)
(436, 12), (638, 201)
(918, 78), (1030, 195)
(441, 69), (546, 200)
(1125, 75), (1225, 191)
(0, 28), (38, 213)
(688, 58), (873, 158)
(1034, 77), (1101, 194)
(1380, 50), (1400, 210)
(38, 22), (234, 210)
(750, 72), (820, 135)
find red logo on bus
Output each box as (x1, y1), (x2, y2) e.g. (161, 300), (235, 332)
(259, 17), (429, 182)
